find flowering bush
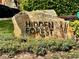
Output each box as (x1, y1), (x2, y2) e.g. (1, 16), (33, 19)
(70, 20), (79, 37)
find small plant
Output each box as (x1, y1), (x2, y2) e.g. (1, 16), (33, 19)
(36, 46), (47, 56)
(47, 39), (76, 52)
(70, 20), (79, 37)
(36, 40), (47, 56)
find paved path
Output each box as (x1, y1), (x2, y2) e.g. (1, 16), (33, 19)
(0, 18), (11, 21)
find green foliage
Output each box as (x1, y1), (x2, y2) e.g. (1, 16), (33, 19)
(35, 40), (47, 56)
(0, 20), (14, 41)
(47, 39), (76, 52)
(0, 20), (77, 57)
(0, 39), (76, 57)
(0, 20), (13, 33)
(19, 0), (79, 16)
(70, 20), (79, 37)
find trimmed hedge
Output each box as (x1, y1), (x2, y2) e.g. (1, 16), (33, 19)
(19, 0), (79, 16)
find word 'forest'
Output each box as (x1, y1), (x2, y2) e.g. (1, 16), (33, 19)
(26, 21), (66, 37)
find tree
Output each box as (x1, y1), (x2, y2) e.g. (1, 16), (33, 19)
(14, 0), (19, 8)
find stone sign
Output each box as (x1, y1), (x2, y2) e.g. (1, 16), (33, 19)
(12, 10), (73, 39)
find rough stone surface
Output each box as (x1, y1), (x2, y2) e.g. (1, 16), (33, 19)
(37, 56), (45, 59)
(12, 10), (73, 39)
(12, 11), (29, 39)
(14, 53), (33, 59)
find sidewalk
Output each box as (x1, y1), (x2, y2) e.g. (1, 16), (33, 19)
(0, 18), (11, 21)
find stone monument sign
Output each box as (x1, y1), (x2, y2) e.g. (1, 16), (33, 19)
(12, 10), (73, 39)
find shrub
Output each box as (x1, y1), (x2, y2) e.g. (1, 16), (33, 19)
(70, 20), (79, 37)
(47, 39), (76, 52)
(47, 40), (61, 52)
(35, 40), (47, 56)
(60, 39), (76, 51)
(36, 46), (47, 56)
(19, 0), (79, 16)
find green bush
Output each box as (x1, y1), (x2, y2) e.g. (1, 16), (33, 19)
(19, 0), (79, 16)
(70, 20), (79, 37)
(35, 40), (47, 56)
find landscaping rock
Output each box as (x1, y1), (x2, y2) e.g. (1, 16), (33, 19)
(12, 10), (73, 39)
(12, 11), (29, 39)
(14, 53), (33, 59)
(37, 56), (45, 59)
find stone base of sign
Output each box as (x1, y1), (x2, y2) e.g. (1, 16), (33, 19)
(12, 10), (73, 39)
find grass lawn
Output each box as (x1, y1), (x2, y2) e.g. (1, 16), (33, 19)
(0, 20), (13, 33)
(0, 20), (79, 59)
(0, 20), (14, 40)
